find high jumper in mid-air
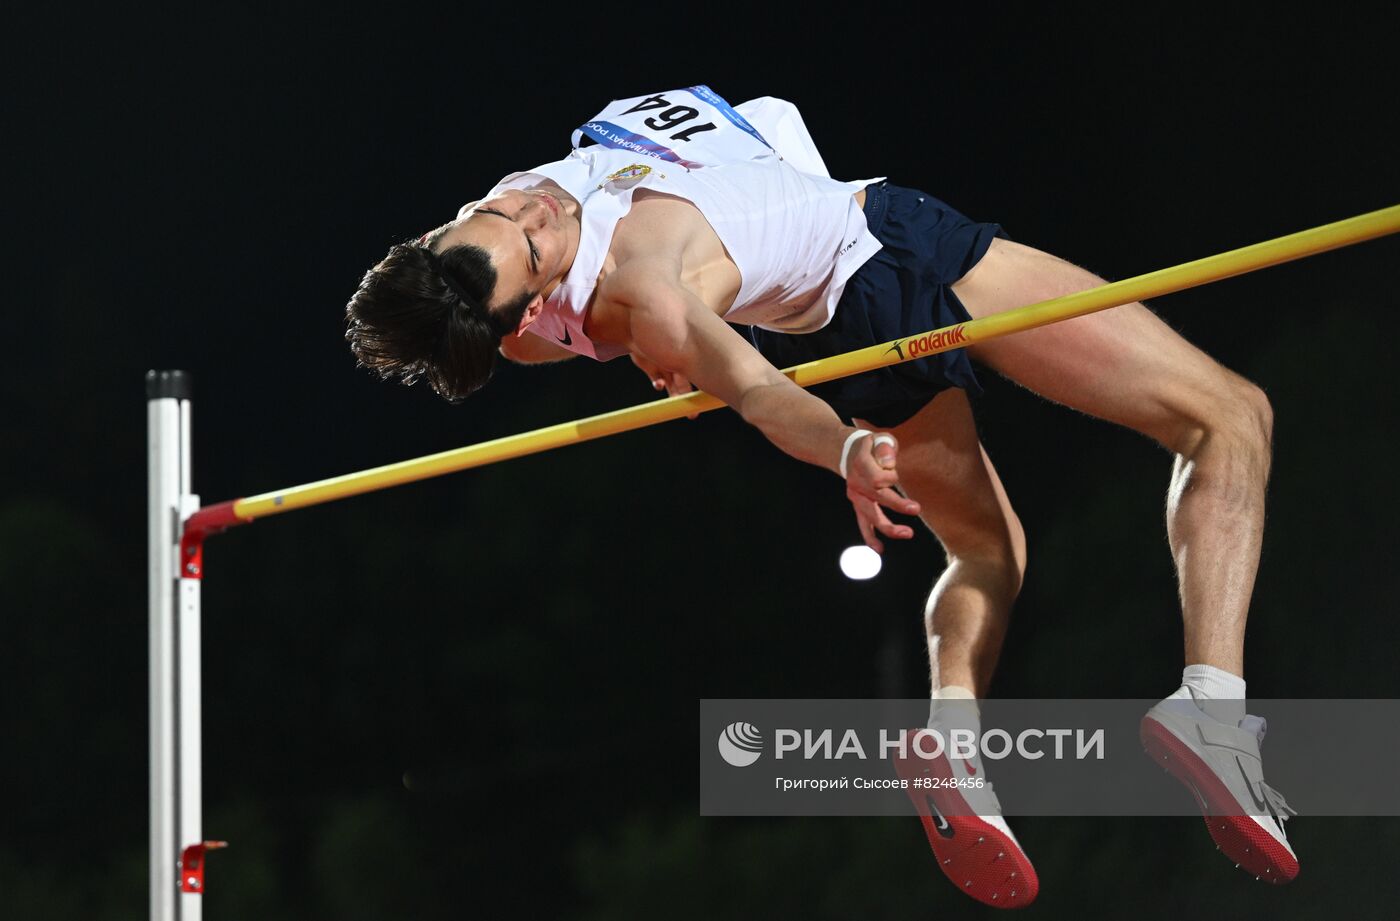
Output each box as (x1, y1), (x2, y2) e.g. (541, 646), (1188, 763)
(345, 85), (1296, 906)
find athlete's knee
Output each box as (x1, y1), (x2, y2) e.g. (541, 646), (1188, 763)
(1237, 378), (1273, 450)
(932, 511), (1028, 608)
(1203, 374), (1273, 463)
(1157, 368), (1272, 464)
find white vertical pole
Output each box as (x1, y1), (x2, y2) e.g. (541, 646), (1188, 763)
(147, 371), (187, 921)
(176, 395), (203, 920)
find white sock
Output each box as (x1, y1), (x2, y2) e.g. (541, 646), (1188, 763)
(1168, 664), (1246, 725)
(929, 685), (978, 727)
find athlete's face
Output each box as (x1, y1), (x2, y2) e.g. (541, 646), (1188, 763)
(431, 182), (580, 333)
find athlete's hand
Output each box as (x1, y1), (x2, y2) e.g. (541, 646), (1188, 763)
(631, 353), (698, 419)
(844, 432), (921, 553)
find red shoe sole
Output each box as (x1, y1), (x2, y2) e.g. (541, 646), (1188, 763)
(1140, 715), (1299, 883)
(894, 743), (1039, 908)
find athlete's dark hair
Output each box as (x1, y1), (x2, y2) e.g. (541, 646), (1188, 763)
(345, 241), (534, 402)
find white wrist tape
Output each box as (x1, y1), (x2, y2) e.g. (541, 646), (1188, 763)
(840, 429), (872, 480)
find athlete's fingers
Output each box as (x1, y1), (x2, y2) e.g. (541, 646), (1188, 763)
(847, 453), (901, 498)
(668, 373), (699, 419)
(871, 433), (898, 470)
(853, 501), (884, 554)
(875, 485), (920, 517)
(848, 486), (914, 549)
(859, 492), (914, 541)
(873, 466), (900, 491)
(631, 354), (667, 391)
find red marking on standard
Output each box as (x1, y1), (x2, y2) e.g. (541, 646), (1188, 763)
(179, 500), (254, 578)
(892, 732), (1038, 908)
(179, 841), (228, 893)
(1140, 716), (1299, 883)
(183, 500), (252, 539)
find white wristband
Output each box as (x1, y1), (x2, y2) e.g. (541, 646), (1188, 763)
(839, 429), (872, 479)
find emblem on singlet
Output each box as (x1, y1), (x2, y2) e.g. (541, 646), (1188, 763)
(597, 164), (653, 190)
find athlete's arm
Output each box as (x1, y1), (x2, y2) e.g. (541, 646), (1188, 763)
(498, 331), (579, 365)
(604, 260), (920, 549)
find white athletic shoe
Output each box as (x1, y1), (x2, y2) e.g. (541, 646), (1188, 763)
(1141, 696), (1299, 883)
(891, 704), (1039, 908)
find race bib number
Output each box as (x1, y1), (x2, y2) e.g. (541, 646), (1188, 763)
(572, 85), (774, 169)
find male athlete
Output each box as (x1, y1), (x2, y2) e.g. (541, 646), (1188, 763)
(344, 87), (1296, 906)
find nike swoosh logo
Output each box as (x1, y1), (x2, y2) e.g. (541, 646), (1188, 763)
(556, 327), (573, 346)
(1238, 757), (1270, 814)
(928, 801), (955, 838)
(962, 759), (977, 776)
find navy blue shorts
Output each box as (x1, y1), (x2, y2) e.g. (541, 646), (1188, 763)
(750, 183), (1005, 428)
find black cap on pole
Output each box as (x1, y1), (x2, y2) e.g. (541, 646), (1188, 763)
(145, 369), (192, 401)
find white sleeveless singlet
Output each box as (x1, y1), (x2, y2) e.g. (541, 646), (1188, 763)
(461, 87), (883, 361)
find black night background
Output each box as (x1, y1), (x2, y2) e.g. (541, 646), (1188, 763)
(5, 7), (1398, 919)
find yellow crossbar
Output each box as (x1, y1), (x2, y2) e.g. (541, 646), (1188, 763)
(208, 203), (1400, 527)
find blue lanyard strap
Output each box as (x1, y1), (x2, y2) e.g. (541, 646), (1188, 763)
(574, 120), (705, 169)
(687, 84), (773, 151)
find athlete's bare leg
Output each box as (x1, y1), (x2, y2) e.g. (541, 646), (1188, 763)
(858, 388), (1026, 697)
(951, 239), (1273, 676)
